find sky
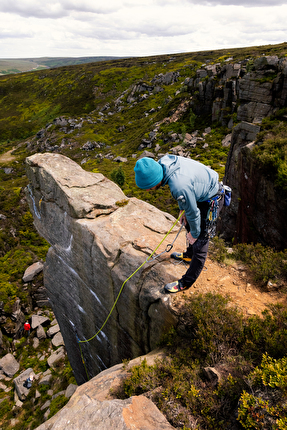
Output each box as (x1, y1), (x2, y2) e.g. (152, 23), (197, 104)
(1, 0), (287, 59)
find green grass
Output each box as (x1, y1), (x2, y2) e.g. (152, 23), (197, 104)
(0, 41), (287, 429)
(114, 293), (287, 429)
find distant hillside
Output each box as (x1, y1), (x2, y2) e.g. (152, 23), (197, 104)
(1, 41), (287, 429)
(0, 56), (127, 75)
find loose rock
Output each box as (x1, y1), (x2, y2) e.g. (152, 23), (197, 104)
(0, 353), (20, 378)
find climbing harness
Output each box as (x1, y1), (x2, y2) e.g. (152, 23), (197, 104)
(205, 184), (232, 238)
(206, 186), (224, 238)
(206, 195), (222, 238)
(76, 210), (185, 380)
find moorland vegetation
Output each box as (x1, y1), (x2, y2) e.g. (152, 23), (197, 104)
(0, 42), (287, 429)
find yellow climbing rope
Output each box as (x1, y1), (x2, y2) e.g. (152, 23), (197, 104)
(77, 210), (185, 379)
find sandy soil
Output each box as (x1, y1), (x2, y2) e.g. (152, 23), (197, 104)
(172, 255), (286, 317)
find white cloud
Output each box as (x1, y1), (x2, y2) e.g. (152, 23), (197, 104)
(0, 0), (119, 19)
(0, 1), (286, 59)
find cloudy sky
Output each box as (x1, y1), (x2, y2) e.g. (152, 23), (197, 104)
(1, 0), (287, 59)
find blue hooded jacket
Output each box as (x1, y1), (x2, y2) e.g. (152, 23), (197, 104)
(158, 155), (219, 238)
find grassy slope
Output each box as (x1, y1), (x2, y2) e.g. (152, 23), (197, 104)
(1, 41), (287, 310)
(0, 56), (128, 75)
(0, 41), (287, 429)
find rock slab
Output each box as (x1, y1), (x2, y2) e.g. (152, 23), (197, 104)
(14, 368), (35, 401)
(23, 261), (44, 282)
(35, 349), (174, 430)
(25, 153), (186, 385)
(0, 353), (19, 378)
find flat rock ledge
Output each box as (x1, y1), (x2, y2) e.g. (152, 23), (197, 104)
(36, 349), (174, 430)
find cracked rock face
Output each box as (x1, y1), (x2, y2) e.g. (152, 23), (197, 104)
(217, 122), (287, 249)
(25, 153), (185, 384)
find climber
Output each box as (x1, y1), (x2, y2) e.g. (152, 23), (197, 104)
(23, 321), (31, 336)
(23, 373), (34, 389)
(134, 155), (225, 293)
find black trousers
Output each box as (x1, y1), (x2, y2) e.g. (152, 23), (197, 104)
(180, 198), (224, 287)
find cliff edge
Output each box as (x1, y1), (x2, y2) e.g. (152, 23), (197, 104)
(25, 153), (186, 385)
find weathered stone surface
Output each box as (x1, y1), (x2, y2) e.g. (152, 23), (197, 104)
(192, 55), (287, 126)
(36, 395), (174, 430)
(0, 381), (7, 391)
(23, 261), (44, 282)
(203, 367), (222, 385)
(33, 337), (40, 349)
(35, 350), (173, 430)
(39, 369), (52, 385)
(41, 400), (51, 411)
(47, 347), (65, 368)
(37, 325), (47, 340)
(65, 383), (77, 398)
(222, 134), (232, 147)
(10, 299), (26, 335)
(31, 315), (51, 329)
(33, 286), (49, 308)
(25, 152), (125, 220)
(47, 324), (60, 337)
(51, 332), (64, 347)
(114, 156), (127, 162)
(0, 353), (19, 377)
(25, 153), (186, 385)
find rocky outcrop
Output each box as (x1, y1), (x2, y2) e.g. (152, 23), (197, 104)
(36, 349), (174, 430)
(189, 55), (287, 127)
(217, 121), (287, 249)
(25, 153), (186, 385)
(186, 55), (287, 249)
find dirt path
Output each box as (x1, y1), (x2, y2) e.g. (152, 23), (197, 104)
(174, 256), (286, 317)
(0, 148), (16, 163)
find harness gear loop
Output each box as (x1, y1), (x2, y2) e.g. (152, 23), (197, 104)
(206, 190), (224, 238)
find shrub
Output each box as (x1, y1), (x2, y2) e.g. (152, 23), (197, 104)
(116, 292), (287, 429)
(243, 304), (287, 361)
(238, 354), (287, 429)
(123, 358), (159, 398)
(209, 236), (228, 263)
(110, 165), (125, 187)
(233, 243), (287, 284)
(0, 398), (10, 418)
(250, 353), (287, 390)
(48, 395), (69, 420)
(253, 136), (287, 191)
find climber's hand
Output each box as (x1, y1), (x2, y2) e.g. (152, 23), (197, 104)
(186, 232), (197, 245)
(179, 210), (187, 226)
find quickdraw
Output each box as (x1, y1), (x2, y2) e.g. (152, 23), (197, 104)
(206, 191), (224, 238)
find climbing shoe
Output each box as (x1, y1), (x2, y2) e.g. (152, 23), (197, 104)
(164, 280), (188, 293)
(170, 252), (192, 263)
